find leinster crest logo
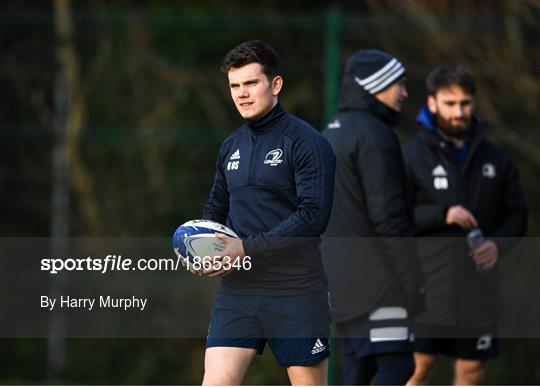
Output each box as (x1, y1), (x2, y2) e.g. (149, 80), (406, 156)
(264, 148), (283, 166)
(482, 163), (496, 178)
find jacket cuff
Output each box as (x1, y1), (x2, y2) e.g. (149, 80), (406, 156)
(441, 205), (449, 224)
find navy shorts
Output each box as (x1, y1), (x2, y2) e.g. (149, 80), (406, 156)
(414, 323), (499, 361)
(206, 290), (331, 366)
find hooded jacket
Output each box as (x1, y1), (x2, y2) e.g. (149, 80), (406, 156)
(322, 75), (425, 323)
(402, 106), (528, 326)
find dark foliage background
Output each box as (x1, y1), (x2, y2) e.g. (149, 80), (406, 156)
(1, 0), (539, 384)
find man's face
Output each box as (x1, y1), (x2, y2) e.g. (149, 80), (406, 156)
(428, 85), (475, 138)
(374, 77), (408, 112)
(227, 62), (282, 121)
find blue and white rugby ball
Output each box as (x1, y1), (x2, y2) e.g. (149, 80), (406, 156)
(172, 219), (239, 266)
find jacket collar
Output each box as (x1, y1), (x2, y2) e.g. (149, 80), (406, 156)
(338, 73), (401, 126)
(246, 103), (286, 135)
(416, 105), (489, 172)
(416, 104), (482, 132)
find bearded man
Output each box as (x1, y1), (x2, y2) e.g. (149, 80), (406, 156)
(403, 64), (527, 385)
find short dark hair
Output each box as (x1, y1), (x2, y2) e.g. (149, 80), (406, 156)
(221, 40), (281, 80)
(426, 63), (476, 96)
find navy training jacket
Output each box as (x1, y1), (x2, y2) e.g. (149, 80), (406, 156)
(203, 104), (336, 295)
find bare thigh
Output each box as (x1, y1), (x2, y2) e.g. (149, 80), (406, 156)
(203, 346), (257, 386)
(287, 358), (328, 386)
(407, 352), (437, 385)
(454, 358), (484, 385)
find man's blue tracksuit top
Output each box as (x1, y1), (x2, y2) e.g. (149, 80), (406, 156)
(203, 104), (336, 295)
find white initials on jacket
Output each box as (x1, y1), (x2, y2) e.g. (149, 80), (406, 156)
(227, 161), (239, 171)
(432, 164), (449, 190)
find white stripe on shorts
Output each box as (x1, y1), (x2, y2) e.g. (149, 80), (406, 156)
(370, 327), (409, 342)
(369, 306), (408, 321)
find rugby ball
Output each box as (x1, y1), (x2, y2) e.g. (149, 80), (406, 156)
(172, 219), (239, 267)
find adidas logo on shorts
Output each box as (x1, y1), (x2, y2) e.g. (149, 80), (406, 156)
(311, 338), (326, 355)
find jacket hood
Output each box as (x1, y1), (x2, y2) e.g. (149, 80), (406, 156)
(338, 73), (401, 127)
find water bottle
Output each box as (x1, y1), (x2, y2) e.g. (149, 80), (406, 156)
(467, 228), (486, 273)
